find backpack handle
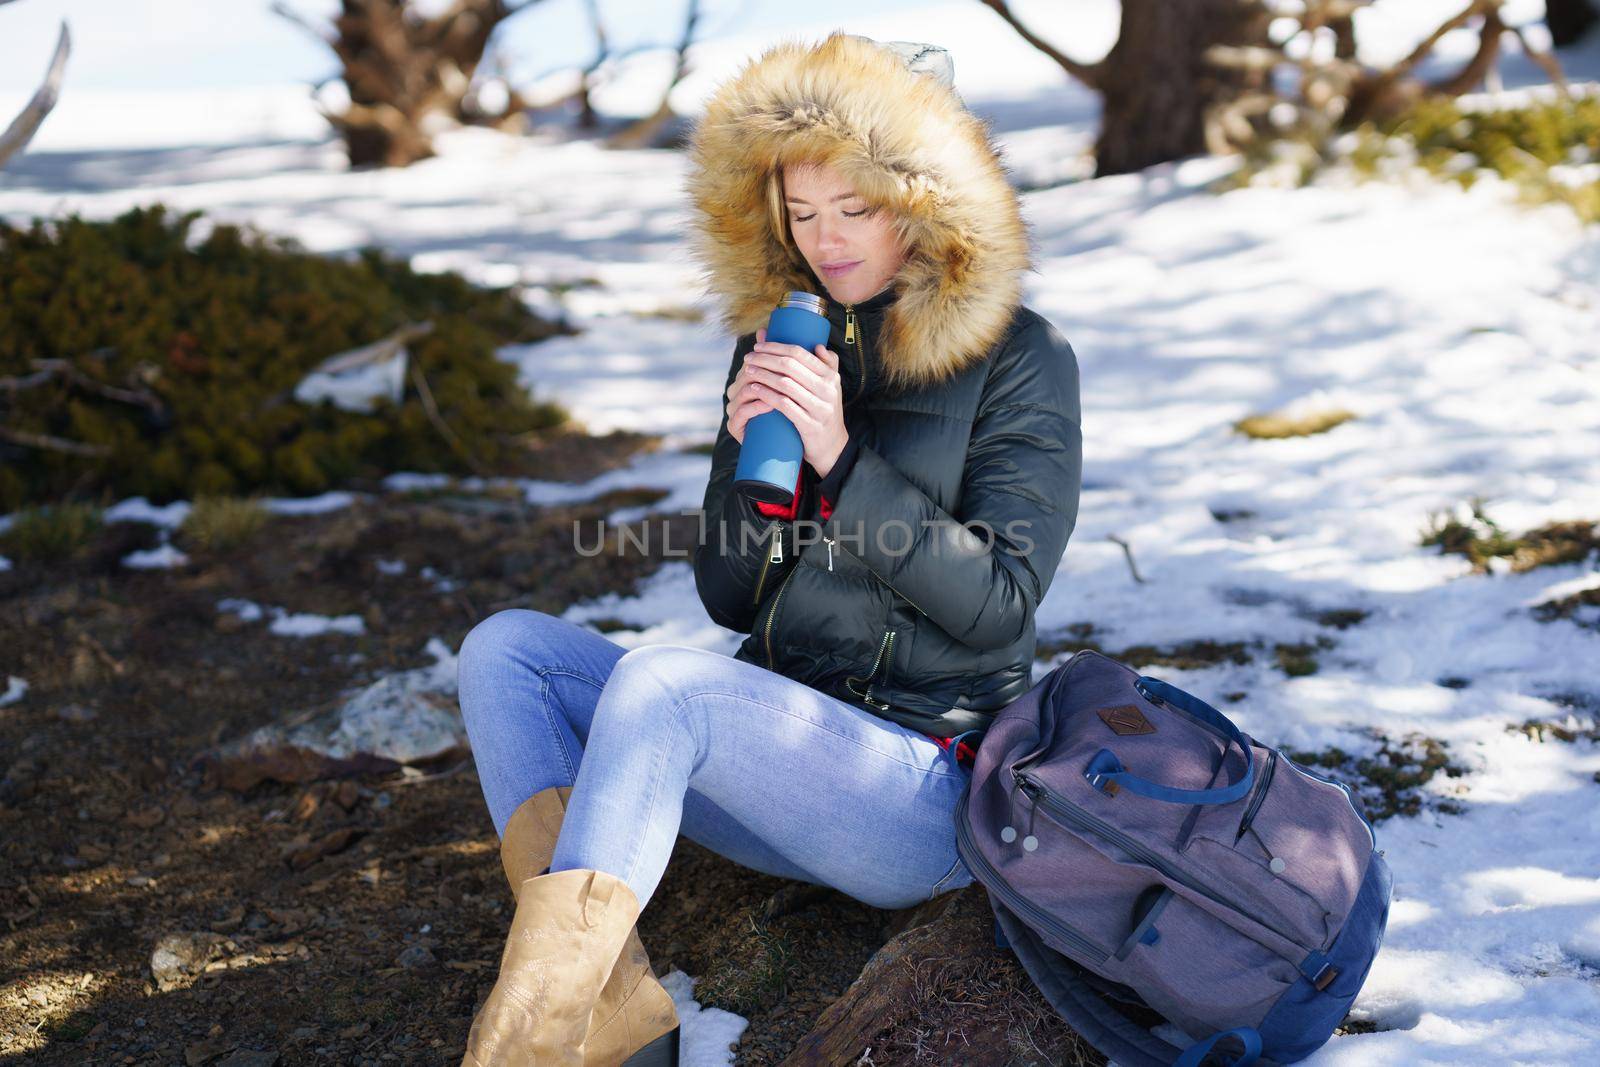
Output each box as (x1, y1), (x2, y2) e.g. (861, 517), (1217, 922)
(1082, 676), (1255, 806)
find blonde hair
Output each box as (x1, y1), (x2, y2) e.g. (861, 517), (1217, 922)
(764, 165), (796, 256)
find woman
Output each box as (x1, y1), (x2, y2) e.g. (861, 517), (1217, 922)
(456, 32), (1083, 1066)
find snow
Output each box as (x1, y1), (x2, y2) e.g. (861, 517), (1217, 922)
(262, 491), (357, 516)
(120, 543), (190, 569)
(267, 610), (365, 638)
(0, 676), (27, 707)
(2, 2), (1599, 1063)
(660, 970), (750, 1065)
(104, 497), (192, 528)
(216, 597), (365, 637)
(213, 597), (263, 623)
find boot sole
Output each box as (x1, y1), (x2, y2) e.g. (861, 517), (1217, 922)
(621, 1025), (679, 1067)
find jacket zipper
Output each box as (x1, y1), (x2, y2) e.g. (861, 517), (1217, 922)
(1235, 749), (1278, 842)
(954, 792), (1112, 963)
(1012, 768), (1311, 960)
(751, 523), (785, 606)
(845, 304), (867, 404)
(845, 630), (893, 702)
(762, 563), (799, 670)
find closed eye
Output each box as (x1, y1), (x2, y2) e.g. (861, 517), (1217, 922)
(791, 209), (867, 222)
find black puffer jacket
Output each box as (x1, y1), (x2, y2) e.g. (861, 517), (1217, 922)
(685, 33), (1083, 739)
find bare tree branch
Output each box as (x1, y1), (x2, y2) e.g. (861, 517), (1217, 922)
(1426, 4), (1506, 97)
(609, 0), (703, 148)
(1505, 20), (1571, 98)
(0, 425), (114, 458)
(977, 0), (1105, 91)
(0, 19), (70, 170)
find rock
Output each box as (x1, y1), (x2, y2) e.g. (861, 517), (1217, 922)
(152, 932), (223, 992)
(0, 758), (39, 805)
(184, 1036), (233, 1065)
(196, 637), (463, 792)
(396, 944), (437, 970)
(217, 1051), (280, 1067)
(282, 827), (365, 871)
(56, 703), (98, 723)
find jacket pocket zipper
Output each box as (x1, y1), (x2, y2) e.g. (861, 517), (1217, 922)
(954, 790), (1111, 964)
(819, 532), (933, 620)
(1013, 769), (1310, 960)
(845, 629), (895, 710)
(751, 523), (786, 606)
(762, 563), (799, 670)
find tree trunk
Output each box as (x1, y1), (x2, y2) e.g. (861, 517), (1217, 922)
(779, 886), (1105, 1065)
(1545, 0), (1600, 47)
(1093, 0), (1273, 177)
(278, 0), (539, 169)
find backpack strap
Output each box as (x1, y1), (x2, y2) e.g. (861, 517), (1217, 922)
(1082, 677), (1255, 806)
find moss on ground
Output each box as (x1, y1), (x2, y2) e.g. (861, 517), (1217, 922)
(1037, 624), (1336, 679)
(1234, 409), (1356, 440)
(1422, 500), (1599, 574)
(1287, 731), (1468, 822)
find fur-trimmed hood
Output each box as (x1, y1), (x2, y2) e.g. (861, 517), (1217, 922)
(684, 32), (1034, 391)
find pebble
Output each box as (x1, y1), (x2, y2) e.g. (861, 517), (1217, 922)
(396, 944), (437, 970)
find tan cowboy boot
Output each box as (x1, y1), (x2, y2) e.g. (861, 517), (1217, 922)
(461, 866), (643, 1065)
(464, 786), (680, 1066)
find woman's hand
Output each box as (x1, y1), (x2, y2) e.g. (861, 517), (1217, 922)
(726, 326), (849, 478)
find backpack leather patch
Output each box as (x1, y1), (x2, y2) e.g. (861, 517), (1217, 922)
(1098, 704), (1156, 736)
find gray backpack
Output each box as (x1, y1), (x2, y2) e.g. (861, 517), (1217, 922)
(953, 650), (1391, 1066)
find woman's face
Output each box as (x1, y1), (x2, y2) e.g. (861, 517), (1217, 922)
(782, 162), (906, 306)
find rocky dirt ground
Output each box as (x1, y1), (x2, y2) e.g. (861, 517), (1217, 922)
(0, 428), (1099, 1066)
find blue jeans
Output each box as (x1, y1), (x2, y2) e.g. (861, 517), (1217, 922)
(455, 609), (975, 911)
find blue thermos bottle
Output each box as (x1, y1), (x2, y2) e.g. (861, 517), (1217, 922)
(733, 291), (832, 504)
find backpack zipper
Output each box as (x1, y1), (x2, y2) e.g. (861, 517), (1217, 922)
(1013, 768), (1311, 960)
(1235, 749), (1279, 842)
(954, 792), (1111, 964)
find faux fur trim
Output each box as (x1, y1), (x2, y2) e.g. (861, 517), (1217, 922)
(684, 32), (1034, 391)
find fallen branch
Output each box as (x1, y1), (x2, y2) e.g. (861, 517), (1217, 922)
(0, 356), (167, 416)
(1106, 534), (1146, 584)
(0, 424), (113, 458)
(409, 359), (490, 479)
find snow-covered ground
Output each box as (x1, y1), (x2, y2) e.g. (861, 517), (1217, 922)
(4, 2), (1600, 1064)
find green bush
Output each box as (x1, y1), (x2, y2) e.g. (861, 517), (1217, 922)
(0, 204), (572, 511)
(1218, 92), (1600, 224)
(0, 501), (103, 561)
(178, 494), (270, 553)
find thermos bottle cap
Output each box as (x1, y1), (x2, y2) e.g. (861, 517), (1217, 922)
(778, 291), (828, 317)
